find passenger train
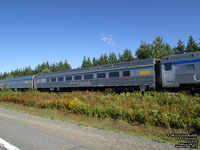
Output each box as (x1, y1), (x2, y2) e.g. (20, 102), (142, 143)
(1, 51), (200, 92)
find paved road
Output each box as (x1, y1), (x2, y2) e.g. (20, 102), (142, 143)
(0, 107), (180, 150)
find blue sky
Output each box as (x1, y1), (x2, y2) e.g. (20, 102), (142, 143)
(0, 0), (199, 73)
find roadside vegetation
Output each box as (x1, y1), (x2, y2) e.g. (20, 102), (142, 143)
(0, 90), (199, 132)
(0, 90), (200, 145)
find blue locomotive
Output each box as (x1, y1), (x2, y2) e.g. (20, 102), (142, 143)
(1, 51), (200, 92)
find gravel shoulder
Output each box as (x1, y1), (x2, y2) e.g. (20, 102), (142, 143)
(0, 107), (183, 150)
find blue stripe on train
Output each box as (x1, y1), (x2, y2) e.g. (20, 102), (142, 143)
(41, 65), (154, 78)
(162, 58), (200, 65)
(174, 58), (200, 65)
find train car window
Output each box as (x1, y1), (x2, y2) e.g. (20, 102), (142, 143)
(84, 74), (93, 80)
(65, 76), (72, 81)
(186, 64), (195, 72)
(58, 77), (64, 82)
(47, 78), (49, 82)
(164, 63), (172, 71)
(123, 71), (130, 77)
(38, 78), (46, 83)
(51, 78), (56, 82)
(97, 73), (106, 78)
(109, 72), (119, 78)
(74, 75), (81, 80)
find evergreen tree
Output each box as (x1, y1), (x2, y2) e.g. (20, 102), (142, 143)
(41, 68), (51, 74)
(103, 53), (108, 64)
(122, 49), (134, 61)
(2, 72), (8, 79)
(58, 61), (64, 71)
(165, 43), (174, 55)
(95, 58), (100, 66)
(0, 58), (72, 79)
(86, 57), (92, 67)
(92, 57), (97, 66)
(35, 64), (41, 74)
(99, 54), (108, 65)
(186, 36), (198, 53)
(24, 66), (33, 75)
(151, 36), (174, 58)
(108, 52), (118, 64)
(118, 53), (124, 62)
(81, 56), (87, 68)
(135, 41), (153, 59)
(152, 36), (165, 58)
(50, 63), (57, 72)
(46, 61), (50, 69)
(173, 39), (185, 54)
(99, 54), (104, 65)
(63, 59), (71, 70)
(41, 62), (50, 71)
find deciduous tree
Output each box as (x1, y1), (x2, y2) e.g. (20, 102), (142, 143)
(135, 41), (152, 59)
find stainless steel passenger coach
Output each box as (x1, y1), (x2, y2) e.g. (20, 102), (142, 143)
(161, 52), (200, 89)
(0, 75), (34, 91)
(35, 58), (156, 91)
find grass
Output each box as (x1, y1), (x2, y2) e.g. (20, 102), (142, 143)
(0, 101), (199, 146)
(0, 90), (199, 148)
(0, 91), (200, 130)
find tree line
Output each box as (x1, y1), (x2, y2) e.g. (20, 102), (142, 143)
(0, 60), (71, 79)
(82, 36), (199, 67)
(0, 35), (200, 79)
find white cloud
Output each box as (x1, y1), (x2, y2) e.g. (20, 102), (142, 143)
(101, 33), (115, 45)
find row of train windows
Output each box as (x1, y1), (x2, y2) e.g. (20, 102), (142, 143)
(165, 63), (195, 72)
(46, 71), (130, 82)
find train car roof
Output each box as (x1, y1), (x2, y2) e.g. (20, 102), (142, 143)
(0, 75), (33, 82)
(0, 58), (156, 81)
(36, 58), (156, 78)
(161, 51), (200, 63)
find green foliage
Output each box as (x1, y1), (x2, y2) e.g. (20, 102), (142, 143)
(41, 68), (51, 74)
(81, 56), (87, 68)
(0, 59), (71, 80)
(0, 91), (199, 131)
(173, 39), (185, 54)
(151, 36), (174, 58)
(92, 57), (98, 66)
(118, 49), (134, 62)
(136, 41), (153, 59)
(136, 36), (174, 59)
(81, 49), (135, 67)
(1, 83), (9, 91)
(99, 53), (109, 65)
(186, 36), (199, 53)
(108, 52), (118, 64)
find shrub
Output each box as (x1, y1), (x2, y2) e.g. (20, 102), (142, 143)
(0, 91), (199, 131)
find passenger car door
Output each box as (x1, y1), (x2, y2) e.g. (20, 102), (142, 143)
(162, 63), (176, 87)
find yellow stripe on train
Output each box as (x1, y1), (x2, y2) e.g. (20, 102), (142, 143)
(140, 70), (150, 75)
(39, 64), (154, 78)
